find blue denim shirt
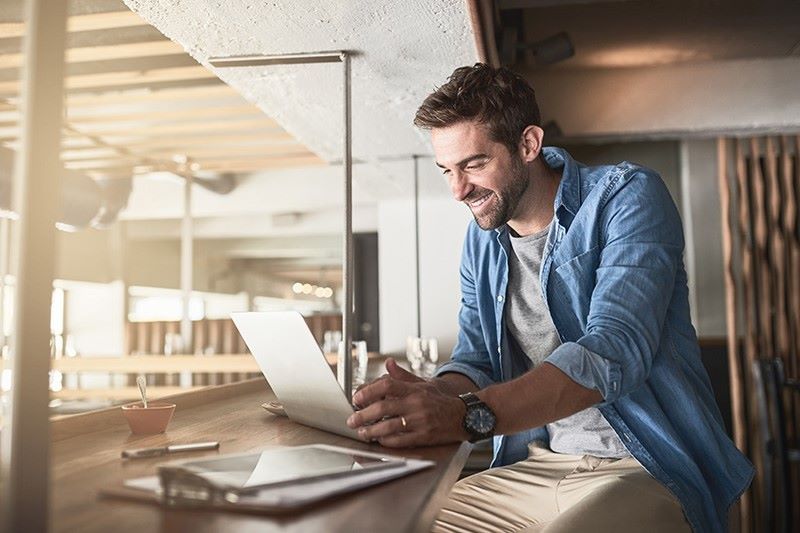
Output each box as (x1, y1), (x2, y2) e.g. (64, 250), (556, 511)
(435, 147), (753, 533)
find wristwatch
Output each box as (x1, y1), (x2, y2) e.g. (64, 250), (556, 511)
(458, 392), (497, 443)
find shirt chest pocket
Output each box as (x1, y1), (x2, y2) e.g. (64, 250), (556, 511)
(548, 246), (599, 336)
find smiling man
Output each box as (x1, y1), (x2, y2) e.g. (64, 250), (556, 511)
(346, 64), (752, 532)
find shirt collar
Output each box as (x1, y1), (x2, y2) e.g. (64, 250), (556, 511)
(494, 146), (581, 236)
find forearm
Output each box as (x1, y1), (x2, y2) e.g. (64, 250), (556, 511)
(432, 372), (479, 396)
(478, 361), (603, 436)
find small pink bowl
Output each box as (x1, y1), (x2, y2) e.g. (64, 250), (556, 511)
(121, 402), (176, 434)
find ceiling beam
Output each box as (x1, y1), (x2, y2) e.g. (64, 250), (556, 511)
(498, 0), (633, 7)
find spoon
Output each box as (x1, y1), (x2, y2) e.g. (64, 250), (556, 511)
(136, 376), (148, 408)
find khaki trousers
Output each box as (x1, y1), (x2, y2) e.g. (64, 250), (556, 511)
(433, 442), (692, 533)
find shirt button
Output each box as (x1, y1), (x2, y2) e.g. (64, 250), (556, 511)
(497, 295), (504, 303)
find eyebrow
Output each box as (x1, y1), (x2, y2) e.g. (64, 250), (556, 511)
(435, 153), (489, 169)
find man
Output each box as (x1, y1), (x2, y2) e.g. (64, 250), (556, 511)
(346, 64), (752, 532)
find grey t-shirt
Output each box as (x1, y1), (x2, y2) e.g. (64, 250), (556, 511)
(505, 225), (629, 458)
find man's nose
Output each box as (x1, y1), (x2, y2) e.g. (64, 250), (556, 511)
(449, 171), (473, 202)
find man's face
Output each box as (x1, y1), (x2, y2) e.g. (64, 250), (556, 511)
(431, 121), (528, 230)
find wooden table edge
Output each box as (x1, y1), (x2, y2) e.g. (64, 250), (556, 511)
(50, 377), (267, 442)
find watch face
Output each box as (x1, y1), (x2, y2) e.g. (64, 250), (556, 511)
(466, 406), (496, 434)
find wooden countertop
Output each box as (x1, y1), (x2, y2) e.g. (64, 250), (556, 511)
(50, 377), (472, 533)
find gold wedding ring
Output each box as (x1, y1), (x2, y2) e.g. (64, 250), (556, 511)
(400, 415), (408, 429)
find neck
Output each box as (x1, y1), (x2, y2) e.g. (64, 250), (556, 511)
(507, 158), (561, 237)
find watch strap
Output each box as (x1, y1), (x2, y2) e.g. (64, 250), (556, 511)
(458, 391), (482, 408)
(458, 392), (496, 442)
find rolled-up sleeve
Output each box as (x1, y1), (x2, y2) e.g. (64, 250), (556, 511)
(545, 169), (683, 406)
(434, 226), (497, 390)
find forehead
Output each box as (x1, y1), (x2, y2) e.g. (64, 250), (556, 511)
(430, 121), (500, 166)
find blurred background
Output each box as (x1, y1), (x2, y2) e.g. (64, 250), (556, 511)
(0, 1), (799, 531)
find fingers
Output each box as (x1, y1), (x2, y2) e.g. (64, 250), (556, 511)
(354, 412), (412, 442)
(352, 375), (414, 408)
(347, 397), (404, 429)
(385, 357), (424, 383)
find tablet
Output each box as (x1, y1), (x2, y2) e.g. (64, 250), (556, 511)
(158, 444), (405, 496)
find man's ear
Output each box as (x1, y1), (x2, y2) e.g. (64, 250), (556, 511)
(519, 125), (545, 163)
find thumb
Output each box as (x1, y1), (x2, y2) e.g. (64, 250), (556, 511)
(386, 357), (423, 382)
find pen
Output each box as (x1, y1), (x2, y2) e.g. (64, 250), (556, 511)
(121, 441), (220, 459)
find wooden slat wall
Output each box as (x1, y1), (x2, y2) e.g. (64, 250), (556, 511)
(123, 313), (343, 383)
(719, 135), (800, 532)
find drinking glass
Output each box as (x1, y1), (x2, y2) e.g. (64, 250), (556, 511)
(406, 337), (439, 378)
(337, 340), (368, 392)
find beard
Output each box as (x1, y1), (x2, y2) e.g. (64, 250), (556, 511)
(466, 156), (529, 230)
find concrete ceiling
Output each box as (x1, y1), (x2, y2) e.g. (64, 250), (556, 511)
(2, 0), (466, 278)
(109, 0), (477, 275)
(122, 0), (479, 163)
(517, 0), (800, 69)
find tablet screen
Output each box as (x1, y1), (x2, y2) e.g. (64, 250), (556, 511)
(173, 446), (402, 490)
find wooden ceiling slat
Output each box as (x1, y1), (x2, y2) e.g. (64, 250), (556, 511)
(63, 85), (236, 108)
(139, 144), (312, 159)
(0, 65), (215, 96)
(61, 142), (309, 161)
(74, 118), (280, 137)
(76, 154), (324, 177)
(0, 40), (186, 70)
(65, 151), (318, 170)
(0, 119), (286, 146)
(0, 10), (148, 39)
(66, 105), (260, 124)
(68, 115), (274, 135)
(39, 133), (294, 152)
(118, 132), (295, 147)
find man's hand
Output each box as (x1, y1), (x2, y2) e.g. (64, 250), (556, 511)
(346, 358), (468, 447)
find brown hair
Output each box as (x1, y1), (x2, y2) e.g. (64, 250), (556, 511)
(414, 63), (542, 155)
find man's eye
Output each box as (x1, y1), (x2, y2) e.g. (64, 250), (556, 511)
(441, 169), (451, 175)
(466, 162), (486, 170)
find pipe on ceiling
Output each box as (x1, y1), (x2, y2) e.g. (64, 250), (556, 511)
(466, 0), (501, 66)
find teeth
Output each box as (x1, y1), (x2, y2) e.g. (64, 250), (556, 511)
(469, 193), (491, 207)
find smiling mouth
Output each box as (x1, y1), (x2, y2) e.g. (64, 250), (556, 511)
(468, 193), (492, 208)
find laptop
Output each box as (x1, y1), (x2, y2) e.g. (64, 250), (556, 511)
(230, 311), (359, 440)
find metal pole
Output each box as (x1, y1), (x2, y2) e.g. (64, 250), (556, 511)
(209, 50), (354, 402)
(341, 51), (353, 402)
(180, 171), (193, 354)
(0, 0), (67, 531)
(413, 155), (421, 338)
(208, 51), (344, 67)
